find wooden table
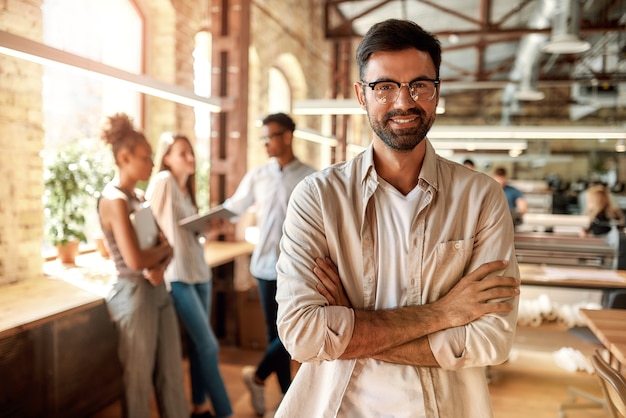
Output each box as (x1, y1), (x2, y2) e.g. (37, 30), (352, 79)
(520, 263), (626, 290)
(579, 308), (626, 367)
(0, 276), (121, 416)
(0, 277), (104, 338)
(204, 240), (255, 268)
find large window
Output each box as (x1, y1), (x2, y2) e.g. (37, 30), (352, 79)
(42, 0), (143, 150)
(193, 30), (212, 212)
(41, 0), (143, 253)
(268, 67), (291, 113)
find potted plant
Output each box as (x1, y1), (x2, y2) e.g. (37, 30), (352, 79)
(43, 141), (113, 263)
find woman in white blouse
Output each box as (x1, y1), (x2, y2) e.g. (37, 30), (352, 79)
(147, 133), (232, 418)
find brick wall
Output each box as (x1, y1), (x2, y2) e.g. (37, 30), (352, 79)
(0, 0), (329, 286)
(248, 0), (331, 169)
(0, 0), (45, 285)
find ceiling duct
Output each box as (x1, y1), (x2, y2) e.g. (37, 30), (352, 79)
(569, 81), (626, 120)
(541, 0), (591, 54)
(514, 49), (546, 101)
(502, 0), (555, 122)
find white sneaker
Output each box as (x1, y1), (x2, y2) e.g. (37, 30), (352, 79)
(242, 365), (265, 416)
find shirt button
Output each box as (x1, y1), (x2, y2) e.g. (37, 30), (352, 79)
(454, 242), (461, 250)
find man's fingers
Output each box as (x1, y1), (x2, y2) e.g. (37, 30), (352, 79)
(479, 285), (520, 303)
(315, 266), (338, 291)
(480, 300), (516, 314)
(316, 284), (335, 305)
(478, 275), (520, 292)
(315, 257), (338, 277)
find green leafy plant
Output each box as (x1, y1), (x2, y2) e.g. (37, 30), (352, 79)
(43, 141), (114, 246)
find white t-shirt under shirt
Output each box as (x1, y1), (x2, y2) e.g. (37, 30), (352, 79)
(339, 176), (427, 418)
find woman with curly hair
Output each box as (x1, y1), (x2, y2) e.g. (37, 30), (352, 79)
(98, 113), (188, 418)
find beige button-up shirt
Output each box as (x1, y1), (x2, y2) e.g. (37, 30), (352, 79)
(276, 140), (519, 418)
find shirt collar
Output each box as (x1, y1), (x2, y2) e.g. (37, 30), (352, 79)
(270, 157), (300, 172)
(419, 139), (439, 192)
(359, 138), (439, 193)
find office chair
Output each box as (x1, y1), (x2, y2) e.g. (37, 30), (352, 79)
(590, 349), (626, 418)
(557, 321), (605, 417)
(559, 290), (626, 417)
(603, 289), (626, 310)
(558, 374), (606, 418)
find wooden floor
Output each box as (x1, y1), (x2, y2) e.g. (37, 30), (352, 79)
(92, 325), (611, 418)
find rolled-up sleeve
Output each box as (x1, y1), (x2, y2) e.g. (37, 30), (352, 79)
(276, 178), (355, 362)
(429, 184), (519, 370)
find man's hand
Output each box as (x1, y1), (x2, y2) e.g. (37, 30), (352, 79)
(314, 257), (351, 307)
(433, 260), (519, 328)
(315, 257), (518, 328)
(312, 257), (519, 362)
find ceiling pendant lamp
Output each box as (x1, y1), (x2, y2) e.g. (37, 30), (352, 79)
(542, 0), (591, 54)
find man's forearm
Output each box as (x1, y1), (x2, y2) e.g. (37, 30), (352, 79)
(339, 305), (448, 359)
(371, 337), (439, 366)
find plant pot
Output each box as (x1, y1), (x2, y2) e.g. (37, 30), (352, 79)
(56, 241), (80, 264)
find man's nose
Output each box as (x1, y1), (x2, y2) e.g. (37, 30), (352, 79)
(395, 84), (415, 106)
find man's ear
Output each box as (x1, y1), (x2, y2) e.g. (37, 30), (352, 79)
(284, 130), (294, 146)
(354, 82), (366, 110)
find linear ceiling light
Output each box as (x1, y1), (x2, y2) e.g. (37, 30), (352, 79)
(293, 98), (446, 115)
(293, 99), (366, 115)
(431, 139), (528, 151)
(294, 127), (338, 147)
(428, 125), (626, 140)
(0, 30), (222, 112)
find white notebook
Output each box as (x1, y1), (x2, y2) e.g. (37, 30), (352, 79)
(130, 203), (159, 249)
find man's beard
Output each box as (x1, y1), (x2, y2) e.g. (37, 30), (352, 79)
(367, 106), (435, 152)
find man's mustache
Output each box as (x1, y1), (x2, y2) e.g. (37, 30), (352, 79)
(385, 109), (425, 119)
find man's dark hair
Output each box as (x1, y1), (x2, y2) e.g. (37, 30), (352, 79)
(494, 167), (507, 177)
(356, 19), (442, 80)
(262, 112), (296, 132)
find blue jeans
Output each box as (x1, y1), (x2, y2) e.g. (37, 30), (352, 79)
(170, 281), (232, 417)
(255, 278), (292, 394)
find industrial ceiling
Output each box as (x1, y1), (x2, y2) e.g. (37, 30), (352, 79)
(321, 0), (625, 153)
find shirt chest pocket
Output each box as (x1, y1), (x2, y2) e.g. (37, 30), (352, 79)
(433, 239), (473, 292)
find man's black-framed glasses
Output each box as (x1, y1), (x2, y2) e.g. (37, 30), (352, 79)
(361, 78), (440, 104)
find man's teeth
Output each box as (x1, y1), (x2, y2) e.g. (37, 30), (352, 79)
(394, 118), (414, 123)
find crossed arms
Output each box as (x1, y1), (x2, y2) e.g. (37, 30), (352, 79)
(313, 257), (519, 366)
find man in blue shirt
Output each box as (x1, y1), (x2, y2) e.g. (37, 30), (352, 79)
(493, 166), (528, 215)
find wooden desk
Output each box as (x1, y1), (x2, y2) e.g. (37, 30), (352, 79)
(0, 277), (121, 417)
(520, 263), (626, 290)
(204, 240), (255, 268)
(579, 308), (626, 366)
(0, 277), (104, 338)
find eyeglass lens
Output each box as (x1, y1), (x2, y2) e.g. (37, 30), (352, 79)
(372, 81), (436, 104)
